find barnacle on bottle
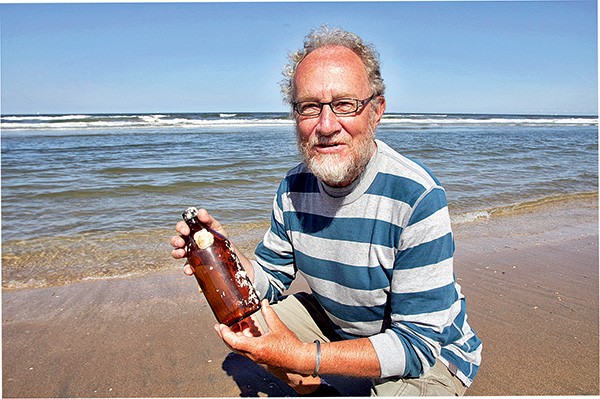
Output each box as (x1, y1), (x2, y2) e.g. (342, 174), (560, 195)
(193, 229), (214, 249)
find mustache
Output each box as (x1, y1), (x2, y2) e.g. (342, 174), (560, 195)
(302, 134), (350, 148)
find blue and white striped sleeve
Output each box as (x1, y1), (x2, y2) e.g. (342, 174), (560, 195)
(368, 186), (460, 378)
(251, 187), (296, 302)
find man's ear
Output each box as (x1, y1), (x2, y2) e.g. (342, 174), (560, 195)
(373, 96), (386, 124)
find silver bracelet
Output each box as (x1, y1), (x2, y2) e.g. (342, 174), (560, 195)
(312, 339), (321, 377)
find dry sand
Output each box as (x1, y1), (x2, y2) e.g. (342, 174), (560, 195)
(2, 197), (598, 397)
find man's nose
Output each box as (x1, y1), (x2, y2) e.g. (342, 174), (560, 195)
(316, 104), (341, 136)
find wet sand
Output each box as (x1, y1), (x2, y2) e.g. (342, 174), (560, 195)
(2, 197), (598, 397)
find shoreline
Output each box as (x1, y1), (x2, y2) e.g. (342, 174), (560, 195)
(2, 191), (597, 292)
(2, 196), (599, 396)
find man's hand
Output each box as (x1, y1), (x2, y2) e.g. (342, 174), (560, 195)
(215, 300), (322, 394)
(216, 299), (382, 381)
(214, 300), (314, 375)
(169, 207), (229, 275)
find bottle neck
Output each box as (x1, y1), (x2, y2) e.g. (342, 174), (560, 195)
(185, 216), (208, 231)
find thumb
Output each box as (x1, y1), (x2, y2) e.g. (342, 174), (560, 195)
(260, 299), (285, 332)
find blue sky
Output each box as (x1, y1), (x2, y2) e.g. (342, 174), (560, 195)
(1, 1), (597, 115)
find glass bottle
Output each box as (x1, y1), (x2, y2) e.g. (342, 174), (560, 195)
(182, 207), (261, 326)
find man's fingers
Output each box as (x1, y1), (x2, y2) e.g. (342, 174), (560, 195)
(214, 323), (223, 338)
(183, 263), (194, 275)
(217, 323), (249, 350)
(170, 234), (185, 247)
(170, 235), (186, 254)
(171, 248), (184, 259)
(171, 222), (189, 260)
(196, 208), (227, 236)
(176, 220), (190, 234)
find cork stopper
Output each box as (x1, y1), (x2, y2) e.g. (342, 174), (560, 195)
(182, 207), (198, 222)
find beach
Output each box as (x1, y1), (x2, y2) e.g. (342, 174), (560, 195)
(2, 112), (597, 396)
(2, 195), (598, 397)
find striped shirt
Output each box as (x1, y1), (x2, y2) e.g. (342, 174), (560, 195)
(251, 139), (482, 386)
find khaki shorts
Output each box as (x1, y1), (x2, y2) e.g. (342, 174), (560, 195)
(255, 293), (467, 397)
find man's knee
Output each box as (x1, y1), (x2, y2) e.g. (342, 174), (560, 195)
(370, 362), (467, 397)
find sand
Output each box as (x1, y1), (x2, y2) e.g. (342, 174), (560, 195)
(2, 197), (598, 397)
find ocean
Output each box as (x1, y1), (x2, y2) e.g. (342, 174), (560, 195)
(1, 112), (597, 289)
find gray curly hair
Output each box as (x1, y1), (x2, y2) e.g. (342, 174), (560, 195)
(280, 26), (386, 106)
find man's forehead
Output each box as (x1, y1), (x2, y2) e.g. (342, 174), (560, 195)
(294, 46), (370, 100)
(299, 45), (363, 69)
(294, 81), (366, 102)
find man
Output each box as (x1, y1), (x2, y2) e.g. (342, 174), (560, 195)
(171, 26), (482, 396)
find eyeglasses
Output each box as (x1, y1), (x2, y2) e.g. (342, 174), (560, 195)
(293, 95), (375, 117)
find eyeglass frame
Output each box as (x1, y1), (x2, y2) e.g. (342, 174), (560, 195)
(292, 94), (376, 117)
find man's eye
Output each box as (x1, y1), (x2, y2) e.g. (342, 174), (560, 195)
(332, 100), (356, 112)
(299, 103), (321, 113)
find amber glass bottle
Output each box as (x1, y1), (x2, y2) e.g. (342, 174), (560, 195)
(182, 207), (261, 326)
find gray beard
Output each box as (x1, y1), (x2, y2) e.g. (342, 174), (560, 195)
(298, 129), (376, 188)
